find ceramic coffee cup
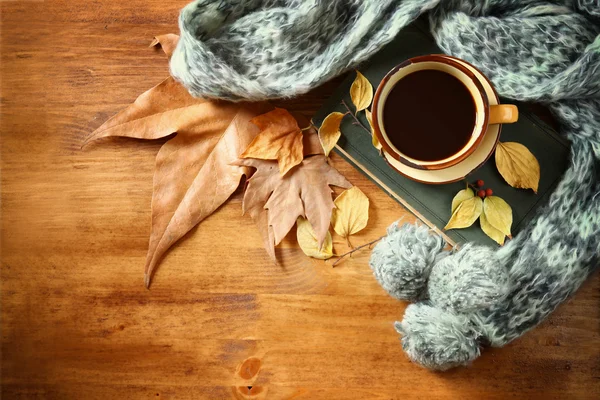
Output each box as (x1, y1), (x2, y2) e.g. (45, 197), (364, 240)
(372, 55), (518, 170)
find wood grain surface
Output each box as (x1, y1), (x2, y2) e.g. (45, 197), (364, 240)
(1, 1), (599, 399)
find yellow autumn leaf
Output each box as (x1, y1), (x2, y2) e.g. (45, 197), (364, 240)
(483, 196), (513, 237)
(318, 112), (345, 156)
(451, 188), (475, 213)
(296, 217), (333, 259)
(480, 211), (506, 245)
(495, 142), (540, 193)
(331, 186), (370, 238)
(444, 196), (483, 230)
(350, 71), (373, 114)
(365, 109), (381, 150)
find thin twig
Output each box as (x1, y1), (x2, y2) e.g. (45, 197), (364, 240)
(331, 235), (385, 267)
(341, 100), (371, 135)
(345, 236), (353, 249)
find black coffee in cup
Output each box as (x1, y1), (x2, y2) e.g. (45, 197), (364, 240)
(383, 69), (476, 162)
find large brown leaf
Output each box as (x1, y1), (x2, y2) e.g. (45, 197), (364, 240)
(86, 37), (271, 287)
(235, 156), (351, 259)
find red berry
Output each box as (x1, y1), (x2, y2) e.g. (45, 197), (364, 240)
(476, 179), (484, 188)
(485, 188), (493, 197)
(477, 190), (486, 198)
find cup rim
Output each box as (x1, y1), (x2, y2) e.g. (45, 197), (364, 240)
(372, 54), (490, 170)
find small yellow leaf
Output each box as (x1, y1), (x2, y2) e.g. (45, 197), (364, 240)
(296, 217), (333, 259)
(318, 112), (345, 156)
(483, 196), (512, 237)
(444, 196), (482, 230)
(365, 109), (381, 150)
(480, 211), (506, 245)
(350, 71), (373, 114)
(495, 142), (540, 193)
(451, 188), (475, 214)
(331, 186), (370, 238)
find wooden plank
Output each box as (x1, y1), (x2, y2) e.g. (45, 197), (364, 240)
(1, 1), (599, 399)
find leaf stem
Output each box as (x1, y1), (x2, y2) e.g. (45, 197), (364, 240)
(464, 179), (479, 191)
(341, 100), (371, 135)
(331, 235), (385, 267)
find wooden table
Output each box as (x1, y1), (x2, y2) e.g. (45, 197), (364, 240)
(2, 1), (599, 399)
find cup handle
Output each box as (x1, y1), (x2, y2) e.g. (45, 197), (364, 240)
(489, 104), (518, 124)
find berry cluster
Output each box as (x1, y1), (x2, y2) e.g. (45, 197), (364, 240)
(474, 179), (493, 199)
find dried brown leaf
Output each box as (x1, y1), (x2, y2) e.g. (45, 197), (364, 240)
(234, 156), (351, 254)
(150, 34), (179, 58)
(318, 112), (345, 156)
(294, 113), (323, 157)
(495, 142), (540, 193)
(240, 108), (304, 176)
(303, 131), (325, 157)
(86, 71), (269, 287)
(84, 77), (217, 145)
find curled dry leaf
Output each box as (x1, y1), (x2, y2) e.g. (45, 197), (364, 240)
(365, 109), (381, 150)
(444, 196), (483, 230)
(483, 196), (513, 237)
(331, 186), (369, 239)
(234, 155), (351, 259)
(350, 71), (373, 114)
(495, 142), (540, 193)
(85, 45), (270, 287)
(85, 35), (274, 288)
(240, 108), (304, 176)
(318, 112), (345, 156)
(451, 188), (475, 213)
(149, 34), (180, 58)
(480, 211), (506, 246)
(296, 217), (333, 260)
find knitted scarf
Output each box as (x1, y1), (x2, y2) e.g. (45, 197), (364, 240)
(171, 0), (600, 370)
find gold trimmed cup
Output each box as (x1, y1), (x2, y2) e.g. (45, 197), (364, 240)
(372, 55), (518, 170)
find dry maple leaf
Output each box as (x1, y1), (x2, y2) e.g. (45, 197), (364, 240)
(234, 155), (351, 260)
(240, 108), (305, 176)
(85, 36), (271, 288)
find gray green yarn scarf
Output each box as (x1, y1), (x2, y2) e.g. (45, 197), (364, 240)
(171, 0), (600, 370)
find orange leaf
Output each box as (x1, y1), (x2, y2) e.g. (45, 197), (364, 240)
(85, 71), (270, 287)
(240, 108), (304, 176)
(235, 156), (351, 257)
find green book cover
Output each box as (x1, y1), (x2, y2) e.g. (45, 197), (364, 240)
(312, 20), (569, 247)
